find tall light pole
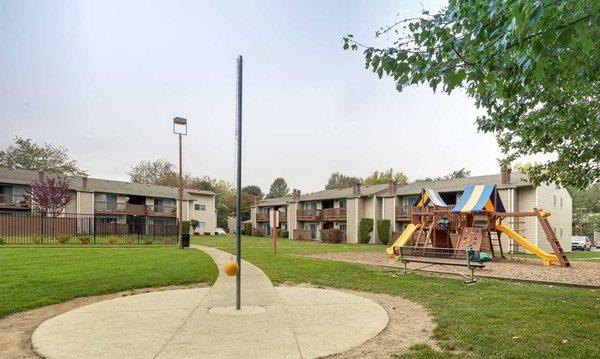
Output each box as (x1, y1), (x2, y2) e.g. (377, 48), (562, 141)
(173, 117), (188, 249)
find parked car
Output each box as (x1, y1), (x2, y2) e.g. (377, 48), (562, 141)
(571, 236), (592, 251)
(214, 227), (227, 236)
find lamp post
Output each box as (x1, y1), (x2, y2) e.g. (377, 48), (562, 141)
(173, 117), (187, 249)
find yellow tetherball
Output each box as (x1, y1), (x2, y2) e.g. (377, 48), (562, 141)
(224, 261), (239, 276)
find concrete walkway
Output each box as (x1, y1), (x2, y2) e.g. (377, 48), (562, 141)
(32, 245), (389, 359)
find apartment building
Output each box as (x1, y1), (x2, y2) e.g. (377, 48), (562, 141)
(251, 183), (390, 242)
(251, 169), (573, 253)
(0, 167), (217, 234)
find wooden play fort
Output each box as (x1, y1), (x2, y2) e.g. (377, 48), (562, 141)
(386, 184), (570, 268)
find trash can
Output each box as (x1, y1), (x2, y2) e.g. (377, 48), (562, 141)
(181, 233), (190, 248)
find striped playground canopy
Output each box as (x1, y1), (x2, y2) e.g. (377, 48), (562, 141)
(452, 184), (506, 213)
(415, 188), (447, 207)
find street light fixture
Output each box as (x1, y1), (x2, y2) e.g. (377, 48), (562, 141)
(173, 117), (188, 249)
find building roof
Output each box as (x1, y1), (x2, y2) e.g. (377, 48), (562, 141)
(385, 172), (530, 197)
(299, 183), (389, 201)
(256, 196), (293, 207)
(0, 167), (215, 200)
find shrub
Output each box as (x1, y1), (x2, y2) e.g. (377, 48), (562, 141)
(0, 238), (5, 245)
(144, 239), (153, 245)
(278, 230), (289, 238)
(252, 228), (264, 237)
(190, 219), (199, 230)
(203, 232), (211, 235)
(376, 219), (391, 245)
(32, 236), (42, 244)
(321, 229), (345, 243)
(108, 235), (118, 245)
(79, 236), (91, 245)
(241, 223), (252, 235)
(56, 236), (70, 244)
(359, 218), (374, 244)
(124, 235), (134, 245)
(182, 221), (191, 234)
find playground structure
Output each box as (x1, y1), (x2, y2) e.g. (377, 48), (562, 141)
(387, 184), (570, 267)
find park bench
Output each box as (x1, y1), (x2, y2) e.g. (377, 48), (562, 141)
(398, 246), (486, 284)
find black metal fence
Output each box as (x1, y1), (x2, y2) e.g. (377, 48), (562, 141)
(0, 211), (178, 245)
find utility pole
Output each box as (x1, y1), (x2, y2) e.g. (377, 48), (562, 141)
(235, 55), (243, 310)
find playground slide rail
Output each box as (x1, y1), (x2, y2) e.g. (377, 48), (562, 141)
(496, 224), (558, 266)
(386, 223), (421, 256)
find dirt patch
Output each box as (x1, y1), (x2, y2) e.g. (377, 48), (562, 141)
(0, 283), (209, 359)
(282, 283), (440, 358)
(306, 252), (600, 287)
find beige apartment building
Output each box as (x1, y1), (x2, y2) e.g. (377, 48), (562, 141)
(251, 169), (573, 253)
(0, 167), (217, 235)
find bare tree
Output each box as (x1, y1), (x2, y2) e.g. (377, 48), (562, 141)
(25, 174), (72, 239)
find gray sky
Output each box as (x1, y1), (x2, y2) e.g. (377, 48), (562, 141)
(0, 0), (506, 193)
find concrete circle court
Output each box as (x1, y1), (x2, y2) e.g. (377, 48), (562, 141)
(31, 246), (389, 359)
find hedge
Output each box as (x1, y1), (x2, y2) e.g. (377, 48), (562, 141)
(376, 219), (391, 245)
(241, 223), (252, 235)
(278, 230), (289, 238)
(321, 229), (345, 243)
(359, 218), (374, 244)
(252, 228), (265, 237)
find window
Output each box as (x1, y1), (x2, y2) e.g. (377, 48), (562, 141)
(195, 204), (206, 211)
(197, 221), (206, 228)
(403, 196), (417, 206)
(560, 228), (563, 238)
(339, 223), (347, 232)
(97, 216), (118, 224)
(305, 202), (317, 210)
(560, 197), (563, 207)
(154, 198), (174, 206)
(95, 193), (117, 211)
(338, 199), (346, 208)
(553, 195), (556, 206)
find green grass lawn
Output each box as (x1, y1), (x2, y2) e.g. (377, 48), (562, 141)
(193, 235), (600, 358)
(0, 247), (218, 318)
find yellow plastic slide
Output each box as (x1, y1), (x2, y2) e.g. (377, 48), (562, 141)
(496, 224), (558, 266)
(386, 223), (421, 256)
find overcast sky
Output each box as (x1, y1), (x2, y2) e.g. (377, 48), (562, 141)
(0, 0), (507, 193)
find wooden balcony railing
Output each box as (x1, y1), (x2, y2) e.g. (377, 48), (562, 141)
(147, 205), (177, 216)
(320, 229), (347, 242)
(256, 212), (269, 222)
(293, 228), (313, 240)
(297, 209), (322, 221)
(322, 208), (347, 221)
(0, 194), (29, 209)
(395, 205), (412, 220)
(94, 202), (148, 216)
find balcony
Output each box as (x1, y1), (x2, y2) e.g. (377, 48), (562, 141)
(322, 208), (347, 222)
(395, 205), (412, 220)
(147, 205), (177, 217)
(297, 209), (321, 221)
(94, 202), (147, 216)
(256, 212), (269, 222)
(0, 194), (29, 210)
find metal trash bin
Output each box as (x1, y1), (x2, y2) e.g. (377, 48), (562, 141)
(181, 233), (190, 248)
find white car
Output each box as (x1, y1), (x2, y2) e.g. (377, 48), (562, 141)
(214, 228), (227, 236)
(571, 236), (591, 251)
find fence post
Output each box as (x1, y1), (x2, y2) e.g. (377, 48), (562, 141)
(93, 215), (96, 244)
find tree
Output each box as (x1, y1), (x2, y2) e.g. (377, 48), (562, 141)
(325, 172), (361, 190)
(25, 174), (72, 239)
(266, 178), (290, 199)
(0, 136), (86, 175)
(242, 185), (263, 199)
(414, 168), (472, 183)
(344, 1), (599, 189)
(192, 176), (235, 228)
(363, 169), (408, 185)
(128, 159), (192, 187)
(569, 184), (600, 214)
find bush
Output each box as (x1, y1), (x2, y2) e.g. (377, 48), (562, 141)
(241, 223), (252, 235)
(203, 232), (211, 235)
(252, 228), (264, 237)
(124, 235), (134, 245)
(108, 235), (118, 245)
(190, 219), (199, 230)
(278, 230), (289, 238)
(144, 239), (153, 245)
(376, 219), (391, 245)
(359, 218), (374, 244)
(56, 236), (70, 244)
(79, 236), (91, 245)
(32, 236), (42, 244)
(182, 221), (191, 234)
(0, 238), (5, 245)
(321, 229), (345, 243)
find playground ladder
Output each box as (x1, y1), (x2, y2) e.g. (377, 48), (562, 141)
(534, 208), (570, 267)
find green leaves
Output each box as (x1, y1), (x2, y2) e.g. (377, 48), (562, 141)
(343, 0), (599, 188)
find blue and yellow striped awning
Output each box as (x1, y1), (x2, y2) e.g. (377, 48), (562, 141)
(452, 184), (505, 213)
(415, 188), (447, 207)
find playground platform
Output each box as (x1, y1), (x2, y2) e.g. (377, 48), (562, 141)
(31, 245), (389, 359)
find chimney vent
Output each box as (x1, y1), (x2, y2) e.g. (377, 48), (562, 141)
(388, 181), (397, 195)
(37, 170), (44, 182)
(500, 166), (512, 184)
(353, 182), (362, 196)
(82, 176), (88, 189)
(292, 189), (301, 201)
